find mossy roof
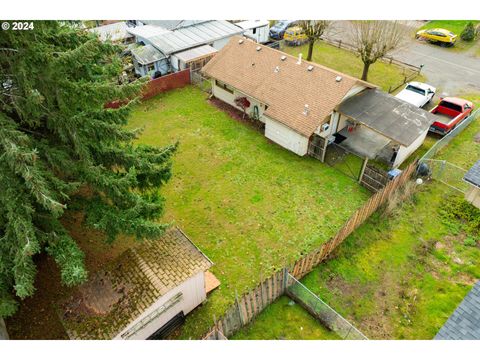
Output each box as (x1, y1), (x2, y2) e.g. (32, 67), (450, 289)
(58, 227), (212, 340)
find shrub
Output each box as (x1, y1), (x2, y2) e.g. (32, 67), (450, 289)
(460, 22), (476, 42)
(464, 237), (477, 247)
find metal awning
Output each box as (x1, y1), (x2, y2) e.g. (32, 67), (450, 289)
(174, 45), (218, 63)
(338, 89), (438, 147)
(131, 44), (166, 65)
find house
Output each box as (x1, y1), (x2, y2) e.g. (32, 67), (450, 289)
(130, 44), (168, 77)
(127, 20), (241, 76)
(235, 20), (270, 43)
(59, 227), (216, 340)
(202, 36), (436, 168)
(463, 160), (480, 208)
(435, 281), (480, 340)
(89, 22), (135, 44)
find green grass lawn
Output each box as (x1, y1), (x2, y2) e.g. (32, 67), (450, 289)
(419, 21), (480, 52)
(287, 94), (480, 339)
(228, 95), (480, 341)
(282, 42), (425, 92)
(126, 86), (370, 339)
(231, 296), (340, 340)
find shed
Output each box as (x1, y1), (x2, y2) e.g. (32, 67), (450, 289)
(89, 22), (134, 44)
(59, 227), (215, 340)
(171, 45), (218, 72)
(337, 89), (438, 167)
(130, 44), (168, 77)
(435, 281), (480, 340)
(235, 20), (270, 43)
(463, 160), (480, 208)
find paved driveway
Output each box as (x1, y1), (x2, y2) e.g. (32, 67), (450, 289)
(326, 21), (480, 95)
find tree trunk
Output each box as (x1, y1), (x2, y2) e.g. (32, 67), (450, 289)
(361, 62), (371, 81)
(307, 40), (314, 61)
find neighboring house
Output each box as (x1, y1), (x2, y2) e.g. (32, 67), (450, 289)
(463, 160), (480, 209)
(202, 37), (435, 168)
(59, 227), (216, 340)
(130, 44), (168, 77)
(126, 20), (241, 75)
(235, 20), (270, 43)
(435, 281), (480, 340)
(89, 22), (135, 44)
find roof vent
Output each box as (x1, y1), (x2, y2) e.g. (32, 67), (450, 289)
(307, 65), (314, 72)
(274, 66), (280, 73)
(256, 46), (262, 51)
(296, 53), (302, 65)
(303, 104), (309, 116)
(280, 55), (287, 61)
(336, 76), (343, 82)
(239, 39), (244, 44)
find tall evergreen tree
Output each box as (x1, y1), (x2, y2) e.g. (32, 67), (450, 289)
(0, 21), (176, 316)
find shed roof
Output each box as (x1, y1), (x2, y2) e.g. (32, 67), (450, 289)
(126, 25), (171, 40)
(464, 160), (480, 187)
(235, 20), (270, 30)
(338, 88), (437, 146)
(174, 44), (218, 63)
(131, 44), (166, 65)
(148, 20), (242, 55)
(139, 20), (210, 31)
(202, 36), (375, 137)
(59, 227), (212, 340)
(435, 281), (480, 340)
(89, 22), (134, 42)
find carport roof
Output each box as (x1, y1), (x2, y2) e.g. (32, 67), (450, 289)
(338, 89), (438, 147)
(464, 160), (480, 187)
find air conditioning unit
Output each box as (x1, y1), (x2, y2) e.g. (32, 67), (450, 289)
(321, 123), (330, 132)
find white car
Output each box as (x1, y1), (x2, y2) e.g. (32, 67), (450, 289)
(395, 82), (436, 108)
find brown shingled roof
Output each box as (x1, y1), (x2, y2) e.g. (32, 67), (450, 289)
(202, 36), (375, 136)
(59, 227), (212, 340)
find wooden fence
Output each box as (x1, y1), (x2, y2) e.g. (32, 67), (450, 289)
(359, 164), (390, 192)
(202, 161), (418, 339)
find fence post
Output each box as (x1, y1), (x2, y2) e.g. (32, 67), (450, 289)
(235, 290), (245, 327)
(282, 268), (289, 293)
(358, 157), (369, 183)
(338, 40), (342, 48)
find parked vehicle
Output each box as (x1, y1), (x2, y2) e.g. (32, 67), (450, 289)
(269, 20), (298, 40)
(283, 26), (308, 46)
(429, 97), (474, 135)
(415, 28), (457, 46)
(395, 82), (436, 108)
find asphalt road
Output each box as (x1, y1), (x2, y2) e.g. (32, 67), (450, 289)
(326, 21), (480, 96)
(391, 41), (480, 96)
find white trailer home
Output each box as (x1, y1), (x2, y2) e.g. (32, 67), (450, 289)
(235, 20), (270, 43)
(59, 228), (216, 340)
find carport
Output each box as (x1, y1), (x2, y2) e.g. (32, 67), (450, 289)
(336, 89), (438, 168)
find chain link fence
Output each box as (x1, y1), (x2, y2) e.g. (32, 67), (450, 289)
(286, 274), (367, 340)
(191, 69), (212, 93)
(418, 109), (479, 193)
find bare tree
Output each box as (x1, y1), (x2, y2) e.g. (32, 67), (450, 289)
(298, 20), (332, 61)
(348, 21), (408, 81)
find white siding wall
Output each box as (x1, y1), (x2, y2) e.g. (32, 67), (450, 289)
(114, 272), (206, 340)
(393, 128), (429, 168)
(211, 80), (267, 122)
(465, 186), (480, 209)
(264, 116), (309, 156)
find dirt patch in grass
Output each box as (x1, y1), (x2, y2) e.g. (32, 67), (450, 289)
(5, 211), (136, 339)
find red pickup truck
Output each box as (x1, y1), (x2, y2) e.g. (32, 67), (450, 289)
(429, 97), (474, 135)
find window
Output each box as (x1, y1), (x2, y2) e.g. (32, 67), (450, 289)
(253, 28), (257, 34)
(215, 80), (234, 94)
(145, 63), (155, 73)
